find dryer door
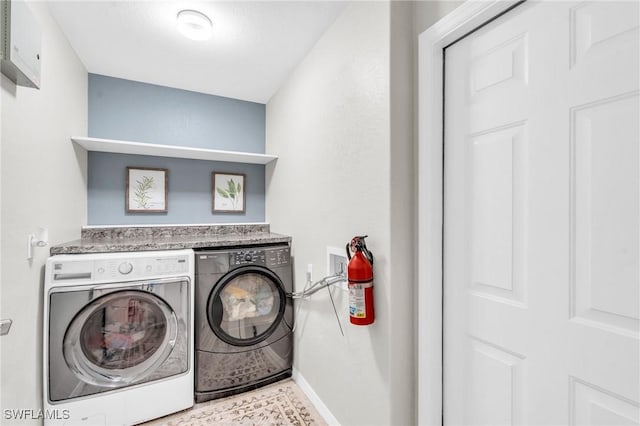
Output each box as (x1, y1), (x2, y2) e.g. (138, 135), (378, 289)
(63, 289), (178, 388)
(207, 266), (286, 346)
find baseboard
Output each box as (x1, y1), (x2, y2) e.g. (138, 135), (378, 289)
(292, 369), (341, 426)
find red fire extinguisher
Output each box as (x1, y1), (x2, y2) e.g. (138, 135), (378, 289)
(346, 235), (374, 325)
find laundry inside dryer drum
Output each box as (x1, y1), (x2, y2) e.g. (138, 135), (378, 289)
(209, 271), (283, 345)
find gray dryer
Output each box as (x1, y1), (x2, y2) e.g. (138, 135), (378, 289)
(194, 244), (293, 402)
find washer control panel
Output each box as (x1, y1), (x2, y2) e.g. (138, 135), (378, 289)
(94, 256), (188, 279)
(51, 253), (190, 283)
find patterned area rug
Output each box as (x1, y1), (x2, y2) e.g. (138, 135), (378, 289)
(140, 379), (328, 426)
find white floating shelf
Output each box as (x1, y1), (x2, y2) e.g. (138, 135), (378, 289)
(71, 136), (277, 165)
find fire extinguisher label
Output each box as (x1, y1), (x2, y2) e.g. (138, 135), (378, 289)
(349, 282), (371, 318)
(349, 287), (366, 318)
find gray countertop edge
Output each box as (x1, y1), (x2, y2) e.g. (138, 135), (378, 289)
(50, 233), (292, 255)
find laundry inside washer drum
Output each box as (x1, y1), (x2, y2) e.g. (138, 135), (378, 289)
(64, 290), (178, 386)
(79, 295), (170, 368)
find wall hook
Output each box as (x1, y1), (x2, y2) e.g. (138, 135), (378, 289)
(27, 227), (48, 260)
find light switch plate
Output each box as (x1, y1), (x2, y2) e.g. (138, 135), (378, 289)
(0, 319), (12, 336)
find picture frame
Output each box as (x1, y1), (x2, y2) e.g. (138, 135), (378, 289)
(125, 167), (168, 213)
(212, 172), (246, 213)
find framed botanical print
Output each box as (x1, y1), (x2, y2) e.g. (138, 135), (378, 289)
(212, 172), (245, 213)
(125, 167), (168, 213)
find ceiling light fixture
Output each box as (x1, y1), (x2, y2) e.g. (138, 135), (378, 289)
(177, 10), (213, 41)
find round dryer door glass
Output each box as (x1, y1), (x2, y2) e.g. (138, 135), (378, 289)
(63, 290), (178, 387)
(208, 266), (286, 346)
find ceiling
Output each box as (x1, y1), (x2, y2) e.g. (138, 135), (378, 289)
(47, 1), (348, 104)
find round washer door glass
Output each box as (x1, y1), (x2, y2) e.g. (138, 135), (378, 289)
(208, 266), (286, 346)
(63, 290), (178, 387)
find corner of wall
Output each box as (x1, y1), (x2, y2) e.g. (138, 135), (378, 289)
(266, 2), (393, 425)
(389, 1), (417, 425)
(1, 1), (88, 418)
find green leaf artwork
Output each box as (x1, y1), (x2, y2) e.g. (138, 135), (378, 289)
(134, 176), (155, 209)
(216, 177), (243, 210)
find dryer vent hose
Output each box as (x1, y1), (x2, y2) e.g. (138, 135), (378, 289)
(286, 272), (347, 337)
(286, 273), (346, 299)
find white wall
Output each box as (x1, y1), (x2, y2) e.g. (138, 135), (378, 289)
(266, 2), (415, 424)
(0, 1), (87, 420)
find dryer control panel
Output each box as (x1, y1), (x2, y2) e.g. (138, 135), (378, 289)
(196, 245), (290, 275)
(227, 247), (290, 268)
(266, 247), (290, 268)
(230, 250), (266, 266)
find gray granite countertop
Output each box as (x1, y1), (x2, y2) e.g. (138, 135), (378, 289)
(50, 224), (291, 255)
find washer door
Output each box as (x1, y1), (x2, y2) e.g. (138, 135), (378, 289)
(63, 290), (178, 387)
(207, 266), (286, 346)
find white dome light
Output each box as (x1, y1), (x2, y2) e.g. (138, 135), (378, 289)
(177, 10), (213, 41)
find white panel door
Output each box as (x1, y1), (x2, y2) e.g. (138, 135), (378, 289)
(444, 1), (639, 425)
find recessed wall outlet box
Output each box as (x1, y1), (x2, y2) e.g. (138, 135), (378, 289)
(1, 0), (41, 89)
(0, 319), (12, 336)
(327, 246), (348, 291)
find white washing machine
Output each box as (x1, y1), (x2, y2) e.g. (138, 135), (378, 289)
(43, 249), (194, 426)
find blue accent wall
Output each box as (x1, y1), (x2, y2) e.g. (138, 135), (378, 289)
(88, 153), (265, 225)
(87, 74), (266, 225)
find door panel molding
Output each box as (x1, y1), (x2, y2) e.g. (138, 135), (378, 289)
(420, 2), (639, 425)
(418, 2), (522, 424)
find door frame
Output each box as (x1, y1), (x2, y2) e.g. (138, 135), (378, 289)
(417, 1), (522, 424)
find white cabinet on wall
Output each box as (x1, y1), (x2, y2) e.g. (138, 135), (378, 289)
(71, 137), (278, 165)
(1, 0), (42, 88)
